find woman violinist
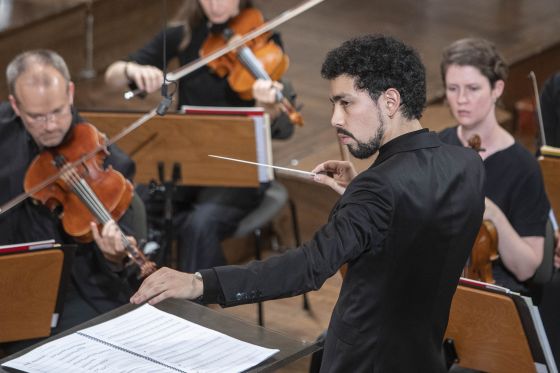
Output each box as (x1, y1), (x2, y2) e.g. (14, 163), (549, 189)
(0, 50), (143, 351)
(105, 0), (299, 274)
(438, 38), (550, 294)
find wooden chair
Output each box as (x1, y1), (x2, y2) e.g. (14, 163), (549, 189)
(539, 155), (560, 224)
(0, 250), (64, 344)
(444, 280), (556, 372)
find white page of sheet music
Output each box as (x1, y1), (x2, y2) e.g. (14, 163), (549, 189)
(2, 304), (279, 373)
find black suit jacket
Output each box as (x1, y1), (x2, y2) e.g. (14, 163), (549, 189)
(201, 129), (485, 372)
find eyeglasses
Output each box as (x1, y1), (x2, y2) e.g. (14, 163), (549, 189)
(19, 104), (71, 125)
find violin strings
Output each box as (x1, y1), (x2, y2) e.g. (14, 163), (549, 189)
(72, 173), (133, 250)
(63, 167), (105, 220)
(65, 169), (110, 223)
(58, 163), (144, 267)
(72, 172), (136, 256)
(68, 169), (136, 259)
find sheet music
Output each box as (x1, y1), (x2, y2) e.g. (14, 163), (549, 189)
(2, 304), (278, 373)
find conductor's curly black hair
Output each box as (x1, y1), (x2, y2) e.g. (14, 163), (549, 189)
(321, 34), (426, 120)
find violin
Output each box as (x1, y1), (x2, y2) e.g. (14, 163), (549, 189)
(463, 220), (499, 283)
(467, 134), (485, 152)
(24, 123), (156, 278)
(200, 7), (304, 126)
(123, 1), (324, 124)
(462, 133), (499, 283)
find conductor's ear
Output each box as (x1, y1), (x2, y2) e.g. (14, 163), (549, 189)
(384, 88), (401, 118)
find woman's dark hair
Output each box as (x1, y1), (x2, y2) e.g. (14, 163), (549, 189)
(321, 34), (426, 120)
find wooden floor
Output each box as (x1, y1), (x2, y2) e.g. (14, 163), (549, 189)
(3, 0), (560, 371)
(3, 0), (559, 167)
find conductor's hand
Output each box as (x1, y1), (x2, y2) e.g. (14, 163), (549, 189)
(312, 160), (357, 195)
(126, 62), (164, 94)
(91, 220), (131, 264)
(130, 267), (203, 305)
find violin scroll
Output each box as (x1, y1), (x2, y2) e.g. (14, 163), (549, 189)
(467, 134), (485, 152)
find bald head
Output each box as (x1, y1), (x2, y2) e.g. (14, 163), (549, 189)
(7, 50), (74, 148)
(7, 49), (70, 100)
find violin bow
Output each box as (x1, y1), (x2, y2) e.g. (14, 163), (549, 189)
(125, 0), (326, 99)
(0, 108), (158, 215)
(528, 71), (547, 147)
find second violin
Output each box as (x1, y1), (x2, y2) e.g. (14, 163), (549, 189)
(201, 7), (303, 126)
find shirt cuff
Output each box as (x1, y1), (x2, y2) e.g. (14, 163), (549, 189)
(198, 268), (224, 304)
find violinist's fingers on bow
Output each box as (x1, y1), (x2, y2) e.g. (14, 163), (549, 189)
(130, 267), (202, 305)
(127, 63), (164, 94)
(253, 79), (283, 105)
(91, 220), (127, 263)
(312, 160), (357, 195)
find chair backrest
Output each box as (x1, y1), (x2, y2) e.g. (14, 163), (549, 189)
(445, 283), (546, 373)
(232, 180), (288, 238)
(0, 250), (63, 342)
(539, 156), (560, 224)
(532, 154), (560, 290)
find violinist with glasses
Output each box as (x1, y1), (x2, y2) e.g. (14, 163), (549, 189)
(105, 0), (299, 274)
(438, 38), (551, 294)
(0, 50), (146, 352)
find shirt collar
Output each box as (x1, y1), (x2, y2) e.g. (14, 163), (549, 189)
(373, 128), (441, 166)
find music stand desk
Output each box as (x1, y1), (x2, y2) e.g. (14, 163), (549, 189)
(0, 245), (75, 344)
(0, 298), (320, 372)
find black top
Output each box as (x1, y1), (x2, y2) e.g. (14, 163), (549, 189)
(439, 126), (550, 293)
(201, 129), (486, 372)
(128, 23), (294, 139)
(0, 101), (138, 313)
(540, 72), (560, 147)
